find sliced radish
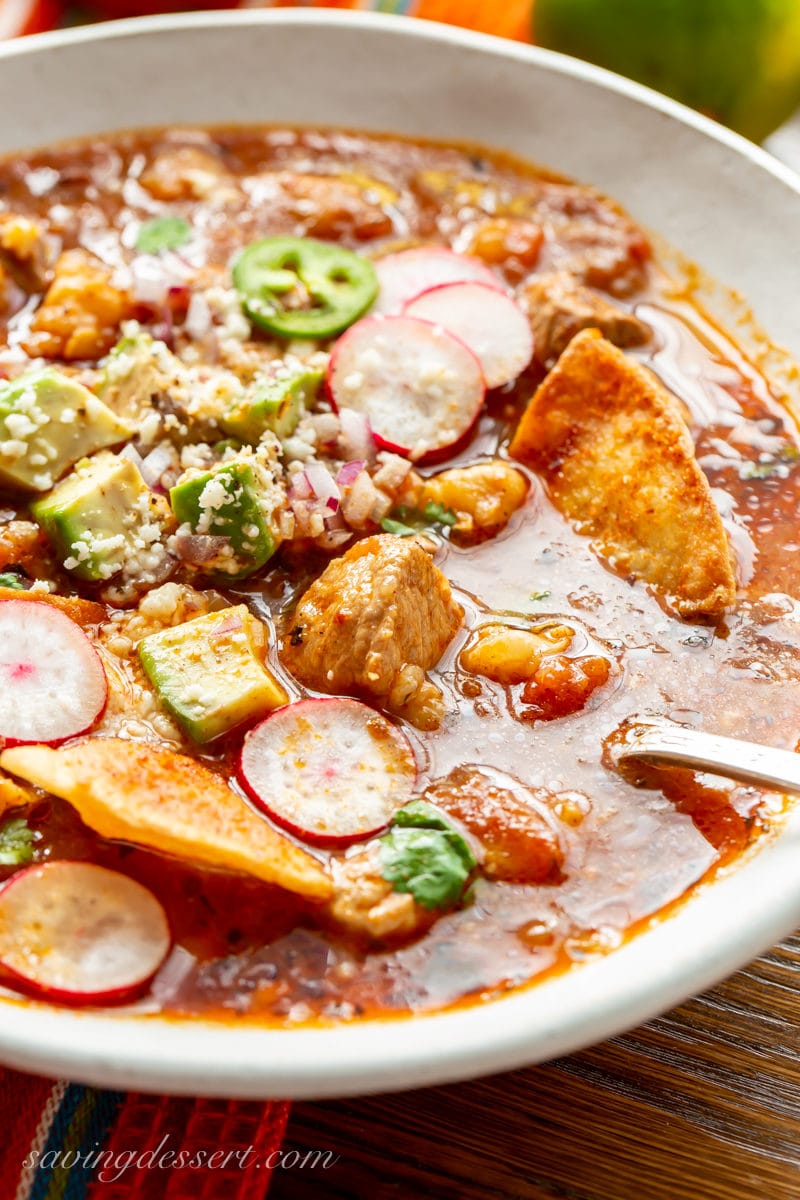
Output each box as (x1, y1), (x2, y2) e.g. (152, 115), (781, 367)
(0, 0), (59, 40)
(0, 600), (107, 747)
(404, 281), (534, 389)
(238, 697), (417, 847)
(0, 862), (171, 1006)
(327, 315), (485, 462)
(373, 247), (503, 315)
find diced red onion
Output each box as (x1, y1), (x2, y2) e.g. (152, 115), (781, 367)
(326, 496), (340, 513)
(147, 946), (197, 1005)
(174, 532), (231, 564)
(4, 279), (27, 320)
(336, 459), (365, 488)
(338, 407), (376, 463)
(212, 614), (244, 636)
(130, 256), (171, 306)
(130, 253), (188, 307)
(140, 444), (173, 489)
(119, 443), (145, 470)
(324, 506), (348, 532)
(184, 291), (212, 340)
(167, 284), (191, 308)
(149, 317), (174, 350)
(322, 528), (354, 549)
(289, 472), (313, 501)
(304, 461), (341, 505)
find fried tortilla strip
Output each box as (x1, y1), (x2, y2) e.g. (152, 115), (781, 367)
(0, 738), (332, 901)
(510, 330), (736, 618)
(0, 588), (106, 628)
(0, 771), (35, 817)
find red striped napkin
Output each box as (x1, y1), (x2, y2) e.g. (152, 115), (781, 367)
(0, 1068), (290, 1198)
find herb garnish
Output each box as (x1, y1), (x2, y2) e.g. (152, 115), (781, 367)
(135, 216), (192, 255)
(379, 800), (476, 910)
(0, 572), (27, 590)
(380, 501), (458, 538)
(0, 817), (35, 866)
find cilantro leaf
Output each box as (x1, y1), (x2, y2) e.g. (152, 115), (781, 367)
(380, 517), (419, 537)
(0, 572), (27, 590)
(0, 817), (34, 866)
(529, 590), (551, 602)
(135, 216), (192, 255)
(422, 500), (457, 528)
(380, 501), (458, 539)
(378, 801), (476, 910)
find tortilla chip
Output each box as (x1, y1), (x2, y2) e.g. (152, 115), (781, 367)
(510, 330), (736, 618)
(0, 738), (331, 901)
(0, 588), (106, 628)
(0, 771), (34, 817)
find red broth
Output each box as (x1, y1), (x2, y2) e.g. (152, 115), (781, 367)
(0, 127), (796, 1023)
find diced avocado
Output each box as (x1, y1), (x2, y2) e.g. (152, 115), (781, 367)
(32, 452), (169, 583)
(98, 330), (243, 442)
(220, 363), (323, 445)
(170, 458), (281, 579)
(0, 368), (132, 493)
(138, 605), (289, 743)
(97, 331), (186, 425)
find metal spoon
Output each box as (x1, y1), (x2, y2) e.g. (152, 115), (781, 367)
(613, 723), (800, 795)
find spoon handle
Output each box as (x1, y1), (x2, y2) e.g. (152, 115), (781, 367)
(615, 725), (800, 795)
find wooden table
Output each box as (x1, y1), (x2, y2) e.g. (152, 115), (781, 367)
(271, 932), (800, 1199)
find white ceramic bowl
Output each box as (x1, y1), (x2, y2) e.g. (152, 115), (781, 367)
(0, 11), (799, 1099)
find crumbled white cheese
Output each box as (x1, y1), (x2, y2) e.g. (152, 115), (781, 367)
(4, 412), (38, 440)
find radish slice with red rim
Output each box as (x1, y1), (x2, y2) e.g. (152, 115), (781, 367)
(404, 281), (534, 389)
(0, 0), (58, 40)
(238, 697), (417, 847)
(327, 315), (485, 462)
(373, 247), (503, 315)
(0, 862), (171, 1006)
(0, 600), (107, 746)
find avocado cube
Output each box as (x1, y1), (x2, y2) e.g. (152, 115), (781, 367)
(98, 332), (176, 414)
(0, 368), (132, 493)
(99, 331), (242, 442)
(138, 605), (289, 742)
(32, 452), (167, 582)
(220, 363), (322, 445)
(170, 460), (279, 579)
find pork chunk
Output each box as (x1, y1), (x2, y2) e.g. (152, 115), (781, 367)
(23, 249), (133, 359)
(0, 520), (51, 575)
(427, 766), (564, 885)
(0, 214), (52, 293)
(282, 534), (463, 729)
(140, 145), (231, 201)
(272, 172), (393, 241)
(521, 271), (650, 366)
(510, 330), (736, 618)
(327, 842), (434, 942)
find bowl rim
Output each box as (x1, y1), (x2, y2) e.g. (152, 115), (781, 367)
(2, 7), (800, 192)
(0, 8), (799, 1099)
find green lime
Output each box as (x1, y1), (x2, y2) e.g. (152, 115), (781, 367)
(533, 0), (800, 141)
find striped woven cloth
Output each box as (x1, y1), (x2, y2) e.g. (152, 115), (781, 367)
(0, 1068), (290, 1199)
